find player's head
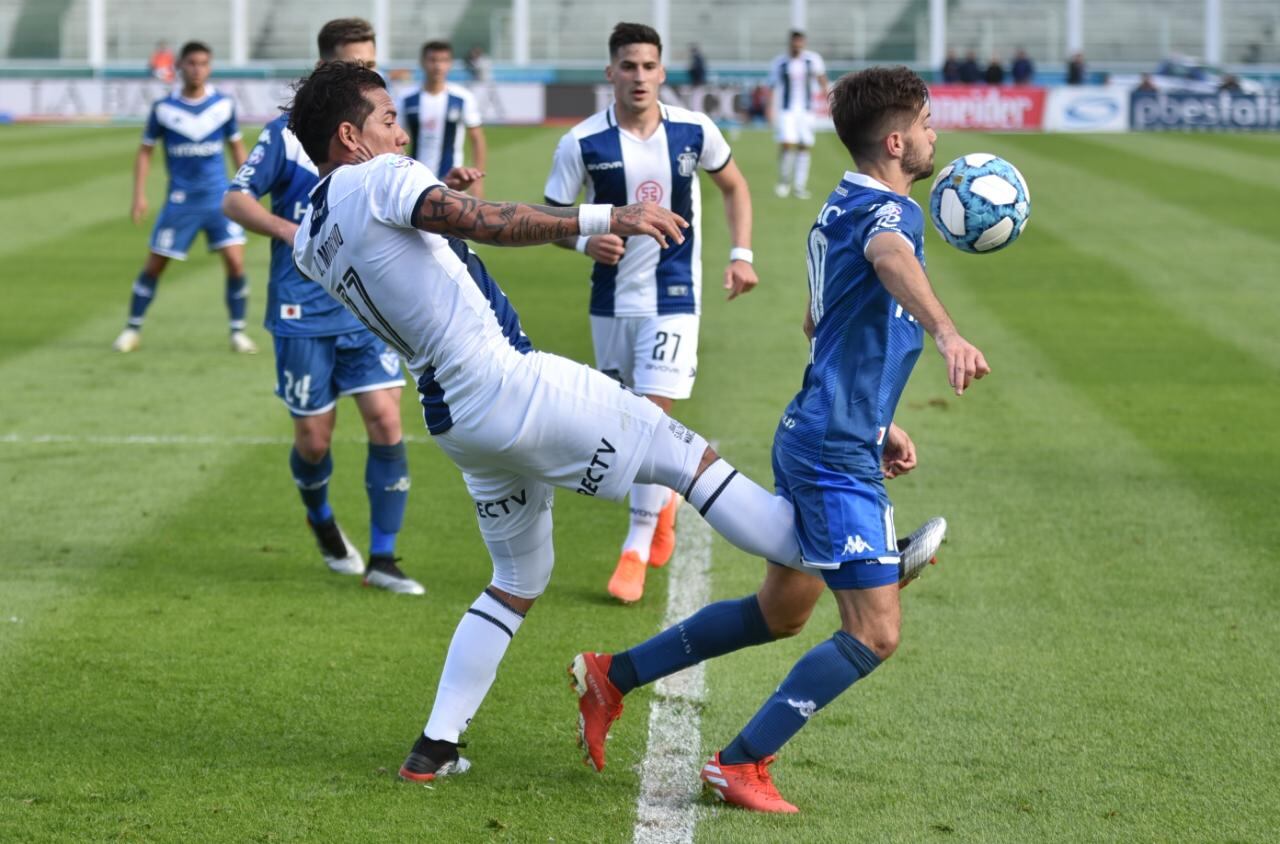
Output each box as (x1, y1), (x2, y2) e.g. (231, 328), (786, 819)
(317, 17), (377, 68)
(830, 66), (935, 182)
(288, 61), (407, 166)
(789, 30), (806, 56)
(607, 23), (665, 116)
(177, 41), (212, 89)
(420, 40), (454, 88)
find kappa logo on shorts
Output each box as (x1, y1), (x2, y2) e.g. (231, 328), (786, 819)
(576, 438), (616, 497)
(476, 488), (527, 518)
(843, 535), (873, 555)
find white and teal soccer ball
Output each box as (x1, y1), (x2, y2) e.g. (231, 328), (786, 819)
(928, 153), (1030, 254)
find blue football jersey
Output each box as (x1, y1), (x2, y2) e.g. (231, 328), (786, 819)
(142, 88), (240, 200)
(775, 171), (927, 477)
(229, 114), (362, 338)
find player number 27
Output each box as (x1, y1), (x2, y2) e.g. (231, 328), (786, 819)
(652, 331), (682, 361)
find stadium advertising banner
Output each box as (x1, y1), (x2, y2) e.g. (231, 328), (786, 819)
(1130, 90), (1280, 131)
(928, 85), (1047, 131)
(1044, 86), (1130, 132)
(0, 78), (545, 125)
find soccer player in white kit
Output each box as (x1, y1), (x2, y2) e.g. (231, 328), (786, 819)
(544, 23), (758, 603)
(400, 40), (487, 198)
(286, 61), (803, 782)
(768, 30), (829, 199)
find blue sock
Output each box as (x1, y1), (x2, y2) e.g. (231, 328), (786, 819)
(719, 631), (881, 765)
(365, 441), (409, 557)
(225, 275), (249, 331)
(290, 447), (333, 524)
(609, 595), (773, 695)
(127, 271), (159, 328)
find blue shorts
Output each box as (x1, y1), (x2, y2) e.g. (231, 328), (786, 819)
(273, 331), (406, 417)
(149, 192), (246, 260)
(772, 446), (900, 590)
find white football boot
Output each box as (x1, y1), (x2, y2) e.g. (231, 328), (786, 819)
(364, 556), (426, 596)
(229, 331), (259, 354)
(306, 518), (365, 575)
(112, 327), (141, 353)
(898, 516), (948, 588)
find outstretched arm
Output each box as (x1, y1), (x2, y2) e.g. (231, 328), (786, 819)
(865, 232), (990, 395)
(222, 191), (297, 243)
(708, 159), (757, 300)
(410, 186), (687, 249)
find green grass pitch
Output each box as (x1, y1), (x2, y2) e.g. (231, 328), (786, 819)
(1, 123), (1277, 842)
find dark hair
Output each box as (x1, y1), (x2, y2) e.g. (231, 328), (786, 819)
(829, 66), (929, 164)
(609, 22), (662, 59)
(421, 40), (453, 58)
(317, 17), (376, 61)
(287, 61), (387, 165)
(179, 41), (211, 60)
(789, 30), (805, 40)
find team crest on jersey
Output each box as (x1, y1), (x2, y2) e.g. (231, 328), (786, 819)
(380, 349), (402, 376)
(247, 145), (265, 166)
(873, 202), (904, 218)
(448, 107), (462, 123)
(677, 149), (698, 177)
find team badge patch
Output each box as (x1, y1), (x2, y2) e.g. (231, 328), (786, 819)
(380, 349), (402, 376)
(280, 304), (301, 319)
(677, 149), (698, 177)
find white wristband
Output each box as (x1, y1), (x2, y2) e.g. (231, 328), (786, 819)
(575, 235), (590, 254)
(578, 204), (612, 237)
(729, 247), (754, 264)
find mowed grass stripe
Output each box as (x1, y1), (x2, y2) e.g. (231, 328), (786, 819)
(985, 133), (1280, 372)
(1080, 131), (1280, 191)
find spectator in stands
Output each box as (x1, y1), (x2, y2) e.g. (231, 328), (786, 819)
(465, 46), (492, 83)
(1067, 52), (1086, 85)
(148, 41), (175, 83)
(958, 51), (981, 84)
(1135, 73), (1158, 93)
(942, 50), (960, 83)
(689, 44), (707, 87)
(1011, 48), (1034, 85)
(984, 56), (1005, 85)
(1217, 74), (1243, 94)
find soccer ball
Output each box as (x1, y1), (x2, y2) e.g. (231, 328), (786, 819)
(928, 153), (1030, 253)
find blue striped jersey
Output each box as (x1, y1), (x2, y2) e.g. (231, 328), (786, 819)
(142, 86), (240, 199)
(229, 113), (363, 338)
(775, 171), (926, 477)
(543, 104), (732, 318)
(400, 84), (482, 177)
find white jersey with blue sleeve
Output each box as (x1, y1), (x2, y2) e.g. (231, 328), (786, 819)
(401, 84), (482, 177)
(774, 171), (926, 478)
(543, 104), (732, 318)
(229, 114), (362, 338)
(142, 87), (240, 200)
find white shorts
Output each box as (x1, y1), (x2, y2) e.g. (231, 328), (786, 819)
(775, 110), (816, 147)
(591, 313), (700, 401)
(434, 351), (665, 538)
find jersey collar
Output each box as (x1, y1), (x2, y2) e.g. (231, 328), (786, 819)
(843, 171), (900, 195)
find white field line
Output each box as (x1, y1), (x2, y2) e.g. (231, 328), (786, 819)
(633, 502), (712, 844)
(0, 432), (435, 447)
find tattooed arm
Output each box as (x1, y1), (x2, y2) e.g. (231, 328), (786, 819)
(410, 185), (687, 248)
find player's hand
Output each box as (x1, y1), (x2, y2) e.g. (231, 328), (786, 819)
(882, 423), (918, 479)
(585, 234), (626, 265)
(131, 197), (147, 225)
(723, 260), (758, 300)
(443, 166), (485, 191)
(610, 202), (687, 249)
(935, 330), (990, 396)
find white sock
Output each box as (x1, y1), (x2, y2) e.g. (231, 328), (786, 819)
(622, 483), (668, 560)
(778, 149), (796, 186)
(794, 150), (811, 192)
(423, 590), (525, 743)
(686, 459), (800, 564)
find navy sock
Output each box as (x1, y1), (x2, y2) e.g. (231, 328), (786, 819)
(290, 447), (333, 524)
(720, 631), (881, 765)
(127, 272), (159, 328)
(225, 275), (249, 331)
(609, 595), (774, 695)
(366, 441), (409, 557)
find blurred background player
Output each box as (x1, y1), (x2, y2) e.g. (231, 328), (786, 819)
(401, 40), (487, 197)
(222, 18), (424, 595)
(767, 30), (827, 199)
(114, 41), (254, 354)
(543, 22), (757, 603)
(571, 66), (986, 814)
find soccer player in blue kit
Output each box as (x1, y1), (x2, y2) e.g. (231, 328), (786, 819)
(113, 41), (254, 354)
(221, 18), (424, 594)
(571, 66), (989, 813)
